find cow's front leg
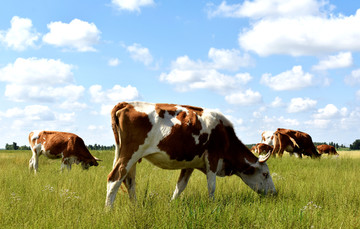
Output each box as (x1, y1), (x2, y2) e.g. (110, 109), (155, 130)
(206, 170), (217, 198)
(171, 168), (194, 200)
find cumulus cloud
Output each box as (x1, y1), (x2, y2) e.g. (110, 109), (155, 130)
(89, 84), (140, 115)
(239, 10), (360, 56)
(305, 104), (348, 129)
(127, 43), (153, 66)
(270, 96), (285, 108)
(160, 48), (252, 93)
(111, 0), (154, 12)
(313, 104), (347, 119)
(287, 97), (317, 113)
(43, 19), (100, 52)
(261, 65), (314, 91)
(207, 0), (327, 19)
(225, 89), (262, 105)
(263, 115), (300, 127)
(0, 16), (40, 51)
(108, 58), (120, 67)
(345, 69), (360, 85)
(0, 57), (86, 104)
(312, 52), (353, 71)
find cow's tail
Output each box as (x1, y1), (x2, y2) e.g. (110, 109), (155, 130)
(111, 102), (130, 168)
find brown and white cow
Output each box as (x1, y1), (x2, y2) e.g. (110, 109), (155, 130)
(260, 131), (274, 145)
(28, 131), (100, 173)
(105, 102), (276, 208)
(254, 143), (274, 155)
(317, 144), (339, 156)
(272, 128), (321, 158)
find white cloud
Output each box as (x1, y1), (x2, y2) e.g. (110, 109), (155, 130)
(261, 65), (313, 91)
(0, 57), (86, 103)
(356, 90), (360, 100)
(312, 52), (353, 71)
(305, 119), (331, 129)
(127, 43), (153, 66)
(263, 115), (300, 127)
(89, 84), (140, 114)
(287, 97), (317, 113)
(313, 104), (347, 119)
(0, 105), (55, 121)
(239, 10), (360, 56)
(225, 89), (262, 105)
(111, 0), (154, 12)
(108, 58), (120, 66)
(0, 16), (40, 51)
(208, 48), (252, 71)
(43, 19), (100, 52)
(0, 57), (74, 85)
(345, 69), (360, 85)
(270, 96), (284, 108)
(160, 48), (252, 93)
(207, 0), (327, 19)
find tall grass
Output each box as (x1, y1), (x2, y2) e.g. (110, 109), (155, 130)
(1, 150), (359, 228)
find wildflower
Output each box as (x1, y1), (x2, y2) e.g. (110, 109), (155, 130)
(42, 185), (55, 192)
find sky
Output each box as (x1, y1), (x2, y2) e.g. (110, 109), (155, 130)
(0, 0), (360, 148)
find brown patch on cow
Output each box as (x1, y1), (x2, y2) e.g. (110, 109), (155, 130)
(155, 103), (177, 118)
(206, 122), (258, 175)
(157, 108), (207, 162)
(108, 103), (153, 182)
(182, 105), (203, 116)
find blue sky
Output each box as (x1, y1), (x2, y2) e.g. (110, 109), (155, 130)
(0, 0), (360, 148)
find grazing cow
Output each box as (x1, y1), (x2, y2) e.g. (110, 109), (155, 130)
(260, 131), (274, 145)
(317, 144), (339, 156)
(105, 102), (276, 208)
(28, 131), (100, 173)
(272, 128), (321, 158)
(254, 143), (274, 155)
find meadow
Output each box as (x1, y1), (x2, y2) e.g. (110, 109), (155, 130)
(1, 149), (359, 228)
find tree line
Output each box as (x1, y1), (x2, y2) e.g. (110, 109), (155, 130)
(4, 142), (115, 151)
(4, 140), (360, 150)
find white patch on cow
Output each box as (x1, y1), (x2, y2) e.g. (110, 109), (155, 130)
(105, 180), (122, 208)
(216, 159), (225, 177)
(31, 130), (42, 141)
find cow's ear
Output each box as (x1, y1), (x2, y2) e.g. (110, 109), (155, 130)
(242, 165), (256, 175)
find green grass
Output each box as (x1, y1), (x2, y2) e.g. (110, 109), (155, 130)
(1, 150), (359, 228)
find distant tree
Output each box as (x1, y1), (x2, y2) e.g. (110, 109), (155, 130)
(350, 139), (360, 150)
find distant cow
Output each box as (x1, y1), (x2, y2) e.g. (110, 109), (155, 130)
(272, 128), (321, 158)
(28, 131), (100, 173)
(260, 131), (274, 145)
(254, 143), (274, 155)
(105, 102), (276, 208)
(317, 144), (339, 156)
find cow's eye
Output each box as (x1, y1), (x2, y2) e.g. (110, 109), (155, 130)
(263, 172), (269, 179)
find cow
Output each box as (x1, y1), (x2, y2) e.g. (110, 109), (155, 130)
(271, 128), (321, 158)
(260, 131), (274, 145)
(254, 143), (273, 155)
(105, 101), (276, 208)
(317, 144), (339, 156)
(28, 130), (100, 173)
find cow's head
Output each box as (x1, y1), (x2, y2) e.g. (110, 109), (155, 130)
(238, 151), (277, 195)
(81, 157), (101, 170)
(261, 131), (274, 146)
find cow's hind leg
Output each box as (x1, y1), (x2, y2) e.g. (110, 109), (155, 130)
(106, 156), (139, 208)
(124, 164), (137, 200)
(29, 145), (40, 173)
(171, 168), (194, 200)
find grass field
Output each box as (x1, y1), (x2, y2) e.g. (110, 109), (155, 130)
(1, 149), (359, 228)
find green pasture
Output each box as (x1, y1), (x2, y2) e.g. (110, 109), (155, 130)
(1, 150), (359, 228)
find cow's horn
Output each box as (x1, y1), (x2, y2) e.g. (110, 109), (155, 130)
(258, 150), (271, 163)
(94, 157), (102, 161)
